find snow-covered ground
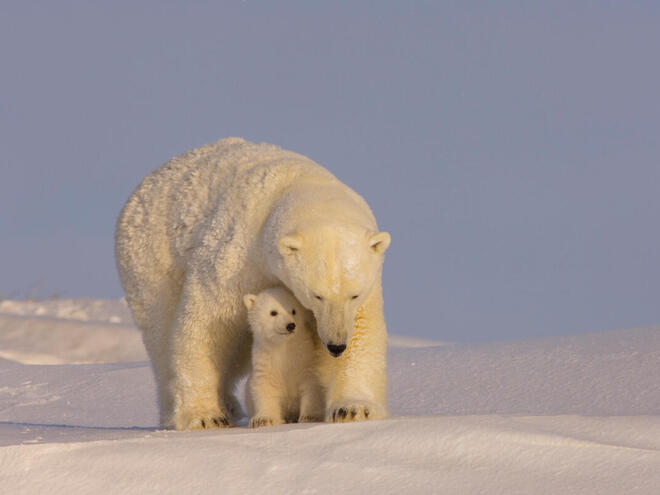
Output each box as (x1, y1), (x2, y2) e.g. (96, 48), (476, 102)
(1, 299), (659, 494)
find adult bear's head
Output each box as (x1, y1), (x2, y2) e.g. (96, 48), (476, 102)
(270, 223), (390, 357)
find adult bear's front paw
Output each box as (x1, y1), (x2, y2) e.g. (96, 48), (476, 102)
(326, 400), (386, 423)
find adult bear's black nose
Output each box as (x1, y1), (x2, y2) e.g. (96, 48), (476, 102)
(326, 343), (346, 357)
(286, 322), (296, 332)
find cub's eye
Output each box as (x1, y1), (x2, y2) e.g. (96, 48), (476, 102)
(314, 295), (323, 301)
(270, 310), (278, 316)
(292, 309), (296, 315)
(351, 295), (359, 300)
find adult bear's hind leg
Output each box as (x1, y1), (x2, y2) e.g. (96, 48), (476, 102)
(168, 285), (238, 430)
(125, 279), (183, 429)
(142, 330), (176, 428)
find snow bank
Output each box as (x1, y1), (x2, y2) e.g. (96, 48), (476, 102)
(0, 299), (659, 494)
(2, 416), (659, 495)
(0, 314), (146, 364)
(0, 298), (133, 325)
(389, 326), (660, 416)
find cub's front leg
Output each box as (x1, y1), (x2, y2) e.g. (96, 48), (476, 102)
(297, 375), (325, 423)
(247, 372), (285, 428)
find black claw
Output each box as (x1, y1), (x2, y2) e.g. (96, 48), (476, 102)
(201, 419), (206, 428)
(338, 408), (348, 419)
(350, 408), (357, 418)
(332, 410), (337, 422)
(252, 418), (268, 427)
(364, 409), (370, 418)
(213, 418), (219, 426)
(220, 417), (229, 426)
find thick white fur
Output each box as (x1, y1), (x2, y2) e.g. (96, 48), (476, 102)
(244, 287), (324, 427)
(115, 137), (391, 430)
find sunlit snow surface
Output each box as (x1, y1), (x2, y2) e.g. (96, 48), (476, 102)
(1, 299), (659, 494)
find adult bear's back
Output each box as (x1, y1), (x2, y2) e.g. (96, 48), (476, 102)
(114, 138), (334, 325)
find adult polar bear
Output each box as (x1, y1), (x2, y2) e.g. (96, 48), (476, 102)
(115, 138), (391, 430)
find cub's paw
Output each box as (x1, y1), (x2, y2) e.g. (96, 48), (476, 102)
(298, 414), (324, 423)
(249, 416), (284, 428)
(326, 401), (386, 423)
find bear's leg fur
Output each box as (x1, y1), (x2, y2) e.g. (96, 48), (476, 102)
(321, 283), (388, 423)
(142, 328), (175, 427)
(126, 280), (182, 428)
(247, 371), (286, 428)
(298, 377), (325, 423)
(168, 283), (243, 430)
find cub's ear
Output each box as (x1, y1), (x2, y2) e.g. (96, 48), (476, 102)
(278, 235), (302, 256)
(369, 231), (391, 254)
(243, 294), (257, 310)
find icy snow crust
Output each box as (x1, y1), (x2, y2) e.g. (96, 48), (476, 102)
(1, 299), (659, 494)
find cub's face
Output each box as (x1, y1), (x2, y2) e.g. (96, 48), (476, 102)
(243, 287), (306, 345)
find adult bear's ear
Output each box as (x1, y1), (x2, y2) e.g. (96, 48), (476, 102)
(369, 231), (391, 254)
(243, 294), (257, 310)
(278, 235), (302, 256)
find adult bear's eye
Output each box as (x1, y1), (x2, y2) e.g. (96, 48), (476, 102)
(292, 309), (296, 315)
(351, 295), (359, 300)
(270, 310), (278, 316)
(314, 295), (323, 301)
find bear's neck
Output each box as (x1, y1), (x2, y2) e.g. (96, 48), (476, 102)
(263, 185), (377, 245)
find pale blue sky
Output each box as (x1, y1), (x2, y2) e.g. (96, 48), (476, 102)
(1, 1), (659, 341)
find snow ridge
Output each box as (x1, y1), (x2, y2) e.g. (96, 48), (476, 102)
(0, 299), (658, 494)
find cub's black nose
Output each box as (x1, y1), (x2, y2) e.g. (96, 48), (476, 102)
(286, 322), (296, 332)
(326, 343), (346, 357)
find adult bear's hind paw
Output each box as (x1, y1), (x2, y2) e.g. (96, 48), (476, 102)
(191, 415), (231, 430)
(175, 407), (233, 430)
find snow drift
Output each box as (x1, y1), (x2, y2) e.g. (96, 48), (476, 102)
(0, 299), (658, 494)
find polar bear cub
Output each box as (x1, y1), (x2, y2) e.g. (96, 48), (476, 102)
(243, 287), (324, 428)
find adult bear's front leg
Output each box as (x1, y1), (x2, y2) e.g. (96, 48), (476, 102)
(168, 287), (234, 430)
(322, 284), (388, 423)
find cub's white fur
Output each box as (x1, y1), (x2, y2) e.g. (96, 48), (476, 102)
(115, 137), (391, 430)
(244, 287), (324, 427)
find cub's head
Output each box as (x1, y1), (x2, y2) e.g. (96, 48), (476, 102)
(243, 287), (307, 345)
(269, 223), (391, 357)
